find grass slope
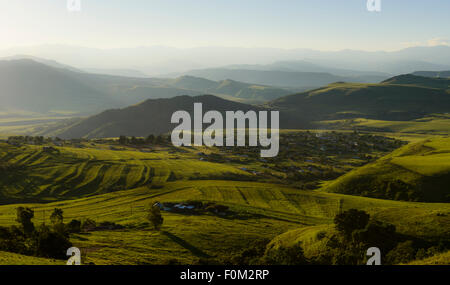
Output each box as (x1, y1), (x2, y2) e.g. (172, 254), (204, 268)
(0, 180), (448, 264)
(267, 82), (450, 124)
(0, 142), (250, 203)
(0, 251), (62, 265)
(321, 137), (450, 202)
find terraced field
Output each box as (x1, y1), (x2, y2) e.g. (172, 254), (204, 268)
(0, 143), (250, 202)
(0, 179), (448, 264)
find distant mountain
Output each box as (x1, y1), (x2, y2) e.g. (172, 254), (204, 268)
(182, 68), (358, 88)
(1, 55), (84, 73)
(382, 74), (450, 89)
(0, 59), (292, 115)
(412, 71), (450, 78)
(227, 60), (391, 78)
(4, 45), (450, 75)
(84, 68), (149, 78)
(167, 76), (292, 101)
(0, 59), (115, 113)
(267, 79), (450, 124)
(44, 95), (268, 139)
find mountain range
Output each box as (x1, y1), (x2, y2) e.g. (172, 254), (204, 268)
(37, 74), (450, 139)
(0, 59), (295, 114)
(2, 45), (449, 76)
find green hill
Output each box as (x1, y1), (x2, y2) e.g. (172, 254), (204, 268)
(267, 81), (450, 124)
(382, 74), (450, 89)
(321, 137), (450, 202)
(413, 71), (450, 78)
(0, 179), (447, 264)
(0, 251), (62, 265)
(0, 141), (251, 203)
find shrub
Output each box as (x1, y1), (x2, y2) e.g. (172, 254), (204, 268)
(66, 219), (82, 233)
(81, 218), (97, 232)
(263, 244), (309, 265)
(147, 203), (163, 230)
(334, 209), (370, 238)
(386, 240), (417, 264)
(33, 224), (72, 259)
(16, 207), (35, 236)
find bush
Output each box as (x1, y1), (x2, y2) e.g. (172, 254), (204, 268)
(66, 219), (82, 233)
(334, 209), (370, 238)
(386, 240), (417, 264)
(33, 224), (72, 259)
(147, 203), (163, 230)
(263, 244), (309, 265)
(81, 219), (97, 232)
(16, 207), (35, 236)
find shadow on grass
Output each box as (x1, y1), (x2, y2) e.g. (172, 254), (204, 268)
(162, 231), (211, 258)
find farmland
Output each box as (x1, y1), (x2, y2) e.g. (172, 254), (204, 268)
(0, 132), (449, 265)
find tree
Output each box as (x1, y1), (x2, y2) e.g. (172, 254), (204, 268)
(155, 135), (164, 145)
(16, 207), (35, 236)
(50, 208), (63, 225)
(33, 224), (72, 259)
(146, 134), (155, 144)
(263, 243), (308, 265)
(334, 209), (370, 238)
(50, 208), (65, 234)
(118, 135), (128, 145)
(66, 219), (82, 233)
(147, 203), (163, 230)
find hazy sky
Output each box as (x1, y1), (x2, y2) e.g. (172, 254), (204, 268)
(1, 0), (449, 51)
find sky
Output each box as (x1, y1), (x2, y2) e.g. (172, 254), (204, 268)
(0, 0), (449, 52)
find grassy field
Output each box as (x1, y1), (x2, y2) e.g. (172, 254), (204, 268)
(322, 137), (450, 202)
(0, 179), (448, 264)
(0, 133), (449, 265)
(315, 114), (450, 136)
(0, 142), (251, 202)
(0, 251), (63, 265)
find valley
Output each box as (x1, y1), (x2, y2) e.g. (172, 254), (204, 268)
(0, 58), (449, 265)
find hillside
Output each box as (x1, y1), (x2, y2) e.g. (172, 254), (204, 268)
(0, 59), (116, 113)
(267, 81), (450, 124)
(0, 251), (62, 265)
(0, 178), (447, 264)
(0, 140), (252, 203)
(321, 137), (450, 202)
(0, 59), (293, 118)
(38, 95), (270, 139)
(413, 71), (450, 78)
(0, 59), (203, 114)
(184, 68), (358, 88)
(382, 74), (450, 89)
(167, 76), (292, 101)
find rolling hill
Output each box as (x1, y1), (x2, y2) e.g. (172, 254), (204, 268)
(0, 59), (294, 117)
(167, 76), (292, 101)
(35, 95), (270, 139)
(267, 80), (450, 125)
(413, 71), (450, 78)
(321, 137), (450, 202)
(182, 68), (369, 88)
(0, 176), (448, 264)
(0, 59), (116, 113)
(382, 74), (450, 89)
